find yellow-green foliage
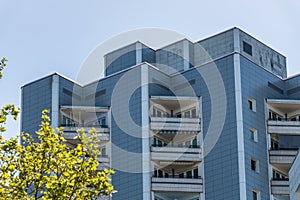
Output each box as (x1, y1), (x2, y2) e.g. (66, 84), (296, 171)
(0, 57), (8, 79)
(0, 110), (114, 200)
(0, 104), (20, 132)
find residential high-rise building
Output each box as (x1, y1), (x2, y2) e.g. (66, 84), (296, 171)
(21, 28), (300, 200)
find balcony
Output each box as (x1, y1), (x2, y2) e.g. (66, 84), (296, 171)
(269, 150), (298, 174)
(150, 117), (201, 133)
(268, 120), (300, 135)
(271, 180), (290, 195)
(151, 145), (201, 162)
(151, 176), (203, 193)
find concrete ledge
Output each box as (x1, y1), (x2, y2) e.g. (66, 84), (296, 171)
(268, 120), (300, 135)
(152, 177), (203, 193)
(151, 146), (202, 162)
(271, 180), (290, 195)
(269, 150), (298, 164)
(150, 117), (201, 132)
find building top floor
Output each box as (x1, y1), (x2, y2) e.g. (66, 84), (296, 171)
(22, 28), (299, 99)
(104, 27), (287, 78)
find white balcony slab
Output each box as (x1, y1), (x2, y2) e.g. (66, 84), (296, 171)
(97, 156), (110, 163)
(152, 177), (203, 193)
(271, 180), (290, 195)
(268, 120), (300, 135)
(151, 146), (201, 162)
(269, 150), (298, 164)
(150, 117), (200, 132)
(62, 126), (110, 141)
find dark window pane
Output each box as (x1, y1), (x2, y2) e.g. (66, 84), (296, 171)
(243, 41), (252, 56)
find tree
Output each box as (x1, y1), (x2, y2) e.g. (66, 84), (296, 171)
(0, 57), (20, 133)
(0, 57), (8, 79)
(0, 59), (114, 199)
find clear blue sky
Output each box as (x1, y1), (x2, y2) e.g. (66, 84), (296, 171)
(1, 0), (300, 138)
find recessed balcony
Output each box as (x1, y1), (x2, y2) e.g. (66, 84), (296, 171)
(271, 180), (290, 196)
(60, 106), (109, 142)
(269, 149), (298, 174)
(150, 96), (201, 133)
(151, 145), (201, 162)
(151, 176), (203, 193)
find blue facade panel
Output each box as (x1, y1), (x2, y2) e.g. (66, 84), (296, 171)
(142, 44), (156, 64)
(86, 68), (144, 200)
(105, 43), (137, 76)
(177, 55), (240, 200)
(21, 76), (52, 141)
(285, 75), (300, 99)
(59, 77), (82, 107)
(240, 56), (285, 200)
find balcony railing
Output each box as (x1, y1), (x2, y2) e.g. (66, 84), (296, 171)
(61, 124), (110, 143)
(271, 180), (290, 195)
(61, 124), (109, 128)
(269, 150), (298, 164)
(97, 155), (109, 163)
(152, 144), (200, 148)
(150, 116), (201, 132)
(151, 145), (201, 162)
(267, 120), (300, 135)
(151, 176), (203, 193)
(153, 174), (201, 179)
(272, 177), (289, 181)
(61, 124), (109, 133)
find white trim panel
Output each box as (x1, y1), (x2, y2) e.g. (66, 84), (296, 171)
(234, 53), (247, 199)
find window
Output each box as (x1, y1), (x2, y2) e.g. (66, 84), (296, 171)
(272, 169), (289, 180)
(101, 147), (106, 156)
(193, 168), (198, 178)
(158, 170), (163, 177)
(251, 158), (259, 173)
(268, 110), (283, 120)
(252, 190), (260, 200)
(184, 111), (190, 118)
(271, 139), (279, 150)
(153, 107), (169, 117)
(98, 117), (106, 127)
(164, 172), (169, 178)
(157, 110), (162, 117)
(248, 100), (252, 110)
(191, 108), (197, 118)
(157, 140), (163, 147)
(186, 170), (192, 178)
(192, 138), (198, 148)
(183, 141), (189, 147)
(154, 169), (157, 177)
(61, 116), (78, 127)
(248, 98), (256, 112)
(176, 113), (182, 118)
(243, 41), (252, 56)
(250, 128), (258, 142)
(178, 107), (197, 119)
